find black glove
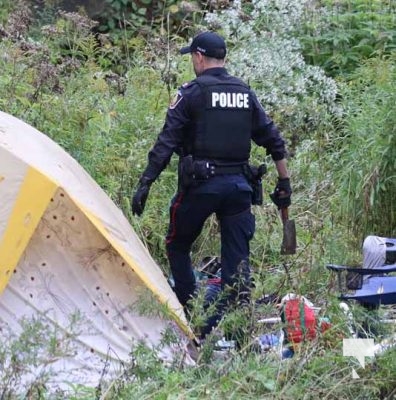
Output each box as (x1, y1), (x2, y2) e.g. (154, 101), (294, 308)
(132, 176), (152, 216)
(270, 177), (292, 209)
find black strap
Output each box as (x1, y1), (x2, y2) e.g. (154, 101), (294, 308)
(213, 164), (245, 174)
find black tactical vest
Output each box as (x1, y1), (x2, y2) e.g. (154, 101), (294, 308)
(192, 74), (253, 162)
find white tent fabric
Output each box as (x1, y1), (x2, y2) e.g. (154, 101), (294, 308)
(0, 111), (194, 389)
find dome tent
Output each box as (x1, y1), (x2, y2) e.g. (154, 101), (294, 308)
(0, 111), (194, 390)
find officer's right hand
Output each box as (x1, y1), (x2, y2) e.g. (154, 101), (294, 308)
(132, 177), (152, 216)
(270, 177), (292, 209)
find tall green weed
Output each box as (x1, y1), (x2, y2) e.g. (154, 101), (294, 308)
(333, 56), (395, 237)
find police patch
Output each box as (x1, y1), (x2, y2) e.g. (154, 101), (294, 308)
(169, 90), (183, 109)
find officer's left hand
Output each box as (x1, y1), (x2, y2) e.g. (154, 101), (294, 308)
(270, 177), (292, 209)
(132, 177), (152, 216)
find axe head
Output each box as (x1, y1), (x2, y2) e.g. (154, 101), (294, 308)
(280, 208), (296, 255)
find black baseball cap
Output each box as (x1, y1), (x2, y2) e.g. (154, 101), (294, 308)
(180, 31), (226, 59)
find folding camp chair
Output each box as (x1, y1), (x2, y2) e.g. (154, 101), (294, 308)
(326, 263), (396, 306)
(326, 236), (396, 307)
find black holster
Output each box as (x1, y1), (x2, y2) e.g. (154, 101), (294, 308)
(243, 164), (266, 205)
(178, 155), (217, 191)
(178, 155), (194, 191)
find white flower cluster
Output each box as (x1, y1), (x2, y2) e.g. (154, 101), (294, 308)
(251, 0), (308, 35)
(205, 0), (339, 130)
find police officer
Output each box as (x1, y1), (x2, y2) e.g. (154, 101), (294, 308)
(132, 31), (291, 336)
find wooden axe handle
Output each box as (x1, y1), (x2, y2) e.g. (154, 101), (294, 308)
(281, 207), (289, 221)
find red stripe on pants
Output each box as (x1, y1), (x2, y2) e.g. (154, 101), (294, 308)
(166, 192), (184, 245)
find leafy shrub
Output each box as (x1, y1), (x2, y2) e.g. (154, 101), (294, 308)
(97, 0), (202, 34)
(301, 0), (396, 77)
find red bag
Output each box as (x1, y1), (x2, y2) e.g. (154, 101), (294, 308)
(281, 298), (317, 344)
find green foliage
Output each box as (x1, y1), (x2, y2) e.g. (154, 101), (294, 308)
(0, 2), (396, 398)
(332, 56), (396, 237)
(301, 0), (396, 77)
(0, 0), (14, 24)
(105, 329), (396, 399)
(0, 314), (95, 398)
(97, 0), (202, 35)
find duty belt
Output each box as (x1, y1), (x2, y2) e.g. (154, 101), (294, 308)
(212, 164), (246, 175)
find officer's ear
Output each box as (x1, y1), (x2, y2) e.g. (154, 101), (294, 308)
(193, 51), (204, 61)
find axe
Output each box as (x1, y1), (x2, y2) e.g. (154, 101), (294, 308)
(280, 207), (296, 255)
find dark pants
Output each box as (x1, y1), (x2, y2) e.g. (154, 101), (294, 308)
(165, 174), (255, 335)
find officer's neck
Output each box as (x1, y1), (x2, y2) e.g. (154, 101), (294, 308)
(195, 55), (225, 76)
(197, 66), (226, 77)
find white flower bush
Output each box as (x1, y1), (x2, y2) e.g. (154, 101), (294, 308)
(205, 0), (339, 135)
